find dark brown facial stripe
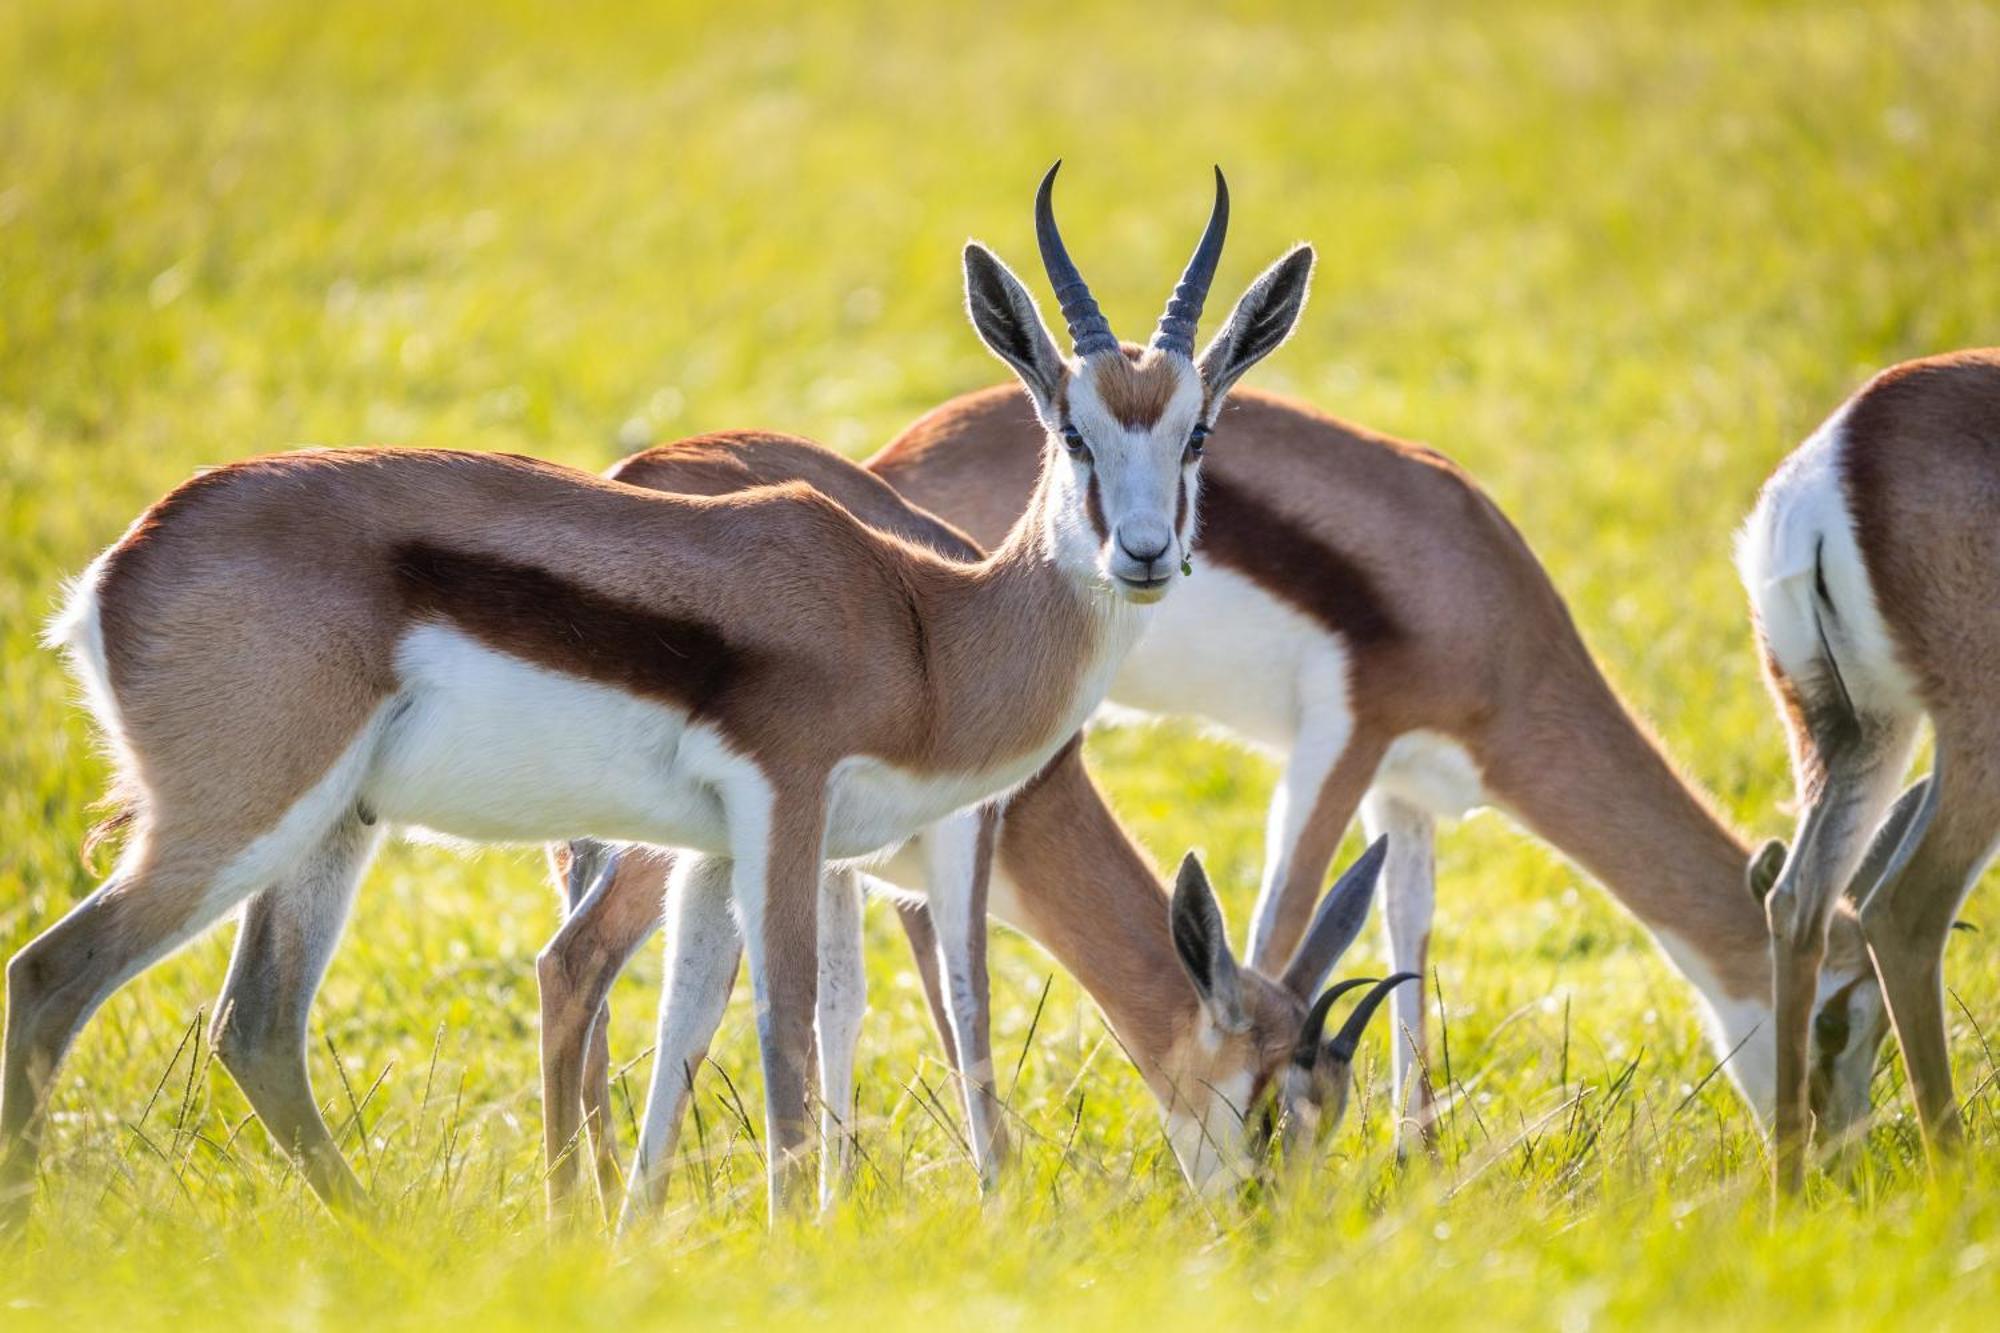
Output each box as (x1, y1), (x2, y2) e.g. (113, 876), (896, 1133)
(1175, 475), (1189, 533)
(1084, 470), (1110, 542)
(391, 541), (746, 714)
(1195, 474), (1400, 649)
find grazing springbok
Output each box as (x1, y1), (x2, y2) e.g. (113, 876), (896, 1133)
(865, 382), (1813, 1144)
(535, 431), (1412, 1217)
(0, 164), (1317, 1225)
(1737, 349), (2000, 1193)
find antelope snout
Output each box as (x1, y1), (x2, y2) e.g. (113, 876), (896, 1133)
(1109, 516), (1175, 596)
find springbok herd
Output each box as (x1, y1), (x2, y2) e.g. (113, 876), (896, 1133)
(4, 165), (1996, 1231)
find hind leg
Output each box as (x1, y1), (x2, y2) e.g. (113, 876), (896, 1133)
(540, 845), (669, 1222)
(1765, 712), (1919, 1194)
(2, 832), (252, 1226)
(1858, 749), (2000, 1160)
(210, 816), (380, 1213)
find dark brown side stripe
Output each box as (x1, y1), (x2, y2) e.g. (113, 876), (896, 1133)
(392, 541), (746, 714)
(1195, 474), (1400, 649)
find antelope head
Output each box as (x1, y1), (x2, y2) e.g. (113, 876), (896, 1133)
(1161, 836), (1416, 1193)
(962, 163), (1315, 603)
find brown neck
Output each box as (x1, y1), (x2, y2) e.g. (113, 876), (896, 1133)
(915, 451), (1142, 767)
(991, 744), (1195, 1085)
(1473, 635), (1771, 1000)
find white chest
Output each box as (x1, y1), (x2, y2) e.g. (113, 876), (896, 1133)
(1104, 561), (1340, 751)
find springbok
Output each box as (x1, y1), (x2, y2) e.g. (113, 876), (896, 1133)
(535, 431), (1413, 1217)
(865, 381), (1807, 1145)
(1, 165), (1316, 1224)
(1737, 348), (2000, 1193)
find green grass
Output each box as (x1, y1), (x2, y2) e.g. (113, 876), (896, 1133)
(4, 0), (2000, 1326)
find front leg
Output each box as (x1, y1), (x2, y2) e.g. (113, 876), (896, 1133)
(621, 855), (740, 1229)
(729, 779), (827, 1222)
(1360, 790), (1439, 1157)
(923, 807), (1006, 1187)
(815, 868), (866, 1209)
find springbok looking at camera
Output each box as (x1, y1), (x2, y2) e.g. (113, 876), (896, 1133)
(534, 430), (1412, 1217)
(1, 164), (1317, 1225)
(1737, 349), (2000, 1193)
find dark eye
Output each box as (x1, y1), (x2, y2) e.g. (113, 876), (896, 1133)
(1185, 424), (1210, 461)
(1062, 425), (1089, 459)
(1814, 1000), (1851, 1054)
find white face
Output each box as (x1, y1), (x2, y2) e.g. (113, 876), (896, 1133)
(1164, 1066), (1257, 1196)
(1809, 957), (1890, 1149)
(1045, 353), (1209, 602)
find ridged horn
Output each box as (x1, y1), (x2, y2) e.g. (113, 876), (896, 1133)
(1151, 166), (1229, 357)
(1293, 977), (1378, 1068)
(1327, 972), (1421, 1062)
(1035, 161), (1118, 357)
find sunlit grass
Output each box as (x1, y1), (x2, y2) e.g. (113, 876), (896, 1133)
(4, 0), (2000, 1327)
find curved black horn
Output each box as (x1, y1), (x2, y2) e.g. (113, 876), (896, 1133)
(1035, 161), (1118, 357)
(1294, 977), (1378, 1067)
(1151, 165), (1230, 357)
(1327, 972), (1421, 1062)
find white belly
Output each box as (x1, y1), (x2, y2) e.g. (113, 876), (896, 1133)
(365, 625), (732, 848)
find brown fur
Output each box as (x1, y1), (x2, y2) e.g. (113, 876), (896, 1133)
(1827, 350), (2000, 1153)
(872, 384), (1772, 998)
(1089, 349), (1185, 429)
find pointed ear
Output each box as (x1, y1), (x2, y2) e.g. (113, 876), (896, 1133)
(1195, 244), (1313, 407)
(964, 243), (1066, 424)
(1747, 839), (1787, 903)
(1279, 836), (1388, 999)
(1170, 852), (1248, 1032)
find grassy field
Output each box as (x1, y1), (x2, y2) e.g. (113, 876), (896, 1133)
(4, 0), (2000, 1326)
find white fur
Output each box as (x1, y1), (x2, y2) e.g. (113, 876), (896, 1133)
(815, 868), (867, 1206)
(1108, 561), (1329, 749)
(1735, 401), (1921, 719)
(1163, 1064), (1256, 1196)
(367, 625), (731, 848)
(922, 809), (1005, 1181)
(1361, 790), (1438, 1143)
(623, 854), (741, 1226)
(1653, 928), (1776, 1118)
(1054, 364), (1206, 593)
(1374, 731), (1487, 820)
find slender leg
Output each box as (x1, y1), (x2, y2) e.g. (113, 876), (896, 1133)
(923, 809), (1005, 1186)
(2, 832), (250, 1227)
(1858, 752), (2000, 1161)
(732, 786), (826, 1220)
(1361, 790), (1439, 1155)
(889, 894), (962, 1072)
(539, 846), (670, 1222)
(620, 856), (740, 1229)
(210, 816), (381, 1213)
(1245, 721), (1385, 973)
(815, 869), (866, 1209)
(553, 838), (621, 1192)
(1766, 715), (1918, 1195)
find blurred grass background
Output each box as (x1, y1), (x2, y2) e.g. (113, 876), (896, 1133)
(3, 0), (2000, 1328)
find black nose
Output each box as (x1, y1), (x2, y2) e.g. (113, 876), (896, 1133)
(1119, 536), (1171, 565)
